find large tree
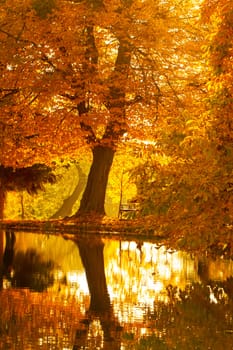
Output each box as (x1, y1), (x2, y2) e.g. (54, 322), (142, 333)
(0, 0), (203, 217)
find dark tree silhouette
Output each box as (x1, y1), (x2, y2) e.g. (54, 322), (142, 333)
(0, 164), (56, 219)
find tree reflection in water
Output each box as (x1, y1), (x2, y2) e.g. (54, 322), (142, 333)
(0, 230), (55, 291)
(146, 282), (233, 350)
(73, 237), (122, 350)
(73, 238), (233, 350)
(13, 249), (55, 291)
(0, 232), (233, 349)
(2, 230), (15, 276)
(0, 229), (16, 287)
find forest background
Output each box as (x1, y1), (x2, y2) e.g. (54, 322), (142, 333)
(0, 0), (232, 253)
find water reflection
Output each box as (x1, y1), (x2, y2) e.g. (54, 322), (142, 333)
(0, 231), (232, 349)
(2, 229), (15, 280)
(1, 230), (55, 291)
(74, 238), (122, 349)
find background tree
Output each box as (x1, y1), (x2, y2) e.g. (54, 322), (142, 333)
(201, 0), (233, 229)
(131, 0), (233, 251)
(50, 164), (87, 219)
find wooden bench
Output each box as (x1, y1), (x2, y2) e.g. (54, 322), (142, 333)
(118, 202), (140, 219)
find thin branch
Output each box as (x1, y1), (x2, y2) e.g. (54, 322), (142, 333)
(0, 88), (20, 101)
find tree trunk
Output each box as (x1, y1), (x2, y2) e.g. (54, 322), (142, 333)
(77, 145), (115, 216)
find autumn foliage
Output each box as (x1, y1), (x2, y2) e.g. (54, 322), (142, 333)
(0, 0), (232, 248)
(133, 0), (233, 249)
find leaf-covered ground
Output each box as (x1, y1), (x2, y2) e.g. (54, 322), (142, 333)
(0, 216), (232, 259)
(0, 216), (163, 242)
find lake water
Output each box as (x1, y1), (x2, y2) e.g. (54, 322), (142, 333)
(0, 231), (233, 349)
